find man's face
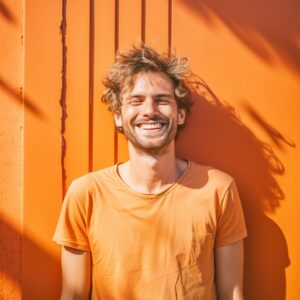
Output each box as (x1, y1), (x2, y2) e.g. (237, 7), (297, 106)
(114, 72), (186, 154)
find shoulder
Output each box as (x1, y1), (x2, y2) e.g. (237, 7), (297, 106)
(67, 165), (116, 197)
(188, 160), (235, 199)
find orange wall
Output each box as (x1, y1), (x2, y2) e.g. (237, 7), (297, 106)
(22, 0), (62, 299)
(173, 2), (300, 299)
(1, 0), (299, 299)
(0, 0), (23, 298)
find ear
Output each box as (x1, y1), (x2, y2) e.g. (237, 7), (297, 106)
(177, 108), (186, 125)
(114, 113), (123, 128)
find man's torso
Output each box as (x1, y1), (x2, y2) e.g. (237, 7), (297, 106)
(53, 161), (247, 300)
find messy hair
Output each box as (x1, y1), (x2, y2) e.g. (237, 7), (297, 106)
(101, 45), (192, 131)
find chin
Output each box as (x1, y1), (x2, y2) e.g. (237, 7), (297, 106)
(125, 128), (177, 153)
(131, 138), (174, 154)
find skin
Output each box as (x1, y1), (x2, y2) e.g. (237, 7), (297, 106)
(114, 71), (187, 194)
(215, 241), (245, 300)
(60, 247), (91, 300)
(60, 71), (244, 300)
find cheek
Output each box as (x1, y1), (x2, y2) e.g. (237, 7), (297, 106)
(120, 108), (138, 123)
(167, 109), (180, 123)
(159, 105), (177, 116)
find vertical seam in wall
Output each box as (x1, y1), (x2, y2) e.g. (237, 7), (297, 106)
(114, 0), (119, 164)
(60, 0), (67, 197)
(21, 0), (25, 295)
(89, 0), (95, 171)
(168, 0), (172, 53)
(141, 0), (146, 43)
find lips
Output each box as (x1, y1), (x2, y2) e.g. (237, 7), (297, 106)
(134, 116), (168, 128)
(138, 122), (164, 129)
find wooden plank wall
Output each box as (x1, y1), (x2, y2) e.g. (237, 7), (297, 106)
(63, 0), (173, 184)
(0, 0), (299, 299)
(0, 0), (23, 298)
(22, 0), (62, 299)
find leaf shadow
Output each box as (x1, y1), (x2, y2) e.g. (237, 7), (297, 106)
(0, 0), (17, 24)
(180, 0), (300, 76)
(0, 76), (46, 121)
(176, 76), (293, 299)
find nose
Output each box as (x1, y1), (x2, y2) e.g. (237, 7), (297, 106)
(142, 98), (157, 117)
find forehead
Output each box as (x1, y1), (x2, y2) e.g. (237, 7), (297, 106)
(121, 72), (175, 96)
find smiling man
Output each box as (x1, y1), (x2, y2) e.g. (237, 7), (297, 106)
(53, 45), (247, 300)
(115, 71), (184, 155)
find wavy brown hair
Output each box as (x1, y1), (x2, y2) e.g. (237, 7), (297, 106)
(101, 45), (193, 132)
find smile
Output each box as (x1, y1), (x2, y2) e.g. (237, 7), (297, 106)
(137, 123), (164, 129)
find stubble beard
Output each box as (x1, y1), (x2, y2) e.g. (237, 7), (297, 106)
(123, 117), (178, 156)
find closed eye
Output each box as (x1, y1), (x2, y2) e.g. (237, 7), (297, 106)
(129, 100), (143, 106)
(127, 97), (143, 106)
(155, 97), (172, 104)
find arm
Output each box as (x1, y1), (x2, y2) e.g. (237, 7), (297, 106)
(60, 246), (91, 300)
(215, 240), (244, 300)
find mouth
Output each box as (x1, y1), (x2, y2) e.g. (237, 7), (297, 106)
(132, 120), (169, 138)
(137, 122), (165, 130)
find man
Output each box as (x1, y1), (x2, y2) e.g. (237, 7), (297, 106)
(53, 45), (247, 300)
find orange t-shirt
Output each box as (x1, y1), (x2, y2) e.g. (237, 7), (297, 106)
(53, 161), (247, 299)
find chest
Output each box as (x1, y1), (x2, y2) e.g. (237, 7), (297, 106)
(88, 189), (217, 276)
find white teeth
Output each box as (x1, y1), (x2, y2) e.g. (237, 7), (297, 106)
(139, 123), (163, 129)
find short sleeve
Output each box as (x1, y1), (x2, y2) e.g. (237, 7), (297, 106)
(52, 180), (91, 251)
(215, 180), (247, 247)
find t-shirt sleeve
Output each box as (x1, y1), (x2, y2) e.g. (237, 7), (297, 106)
(215, 179), (247, 247)
(52, 179), (91, 252)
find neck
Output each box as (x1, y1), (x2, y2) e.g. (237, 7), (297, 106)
(118, 142), (188, 194)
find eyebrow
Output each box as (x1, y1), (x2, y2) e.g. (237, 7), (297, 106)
(155, 93), (173, 97)
(128, 93), (173, 98)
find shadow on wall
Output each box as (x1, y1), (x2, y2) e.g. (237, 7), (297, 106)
(0, 0), (17, 24)
(0, 76), (46, 121)
(176, 76), (294, 300)
(0, 218), (61, 300)
(180, 0), (300, 76)
(0, 1), (45, 121)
